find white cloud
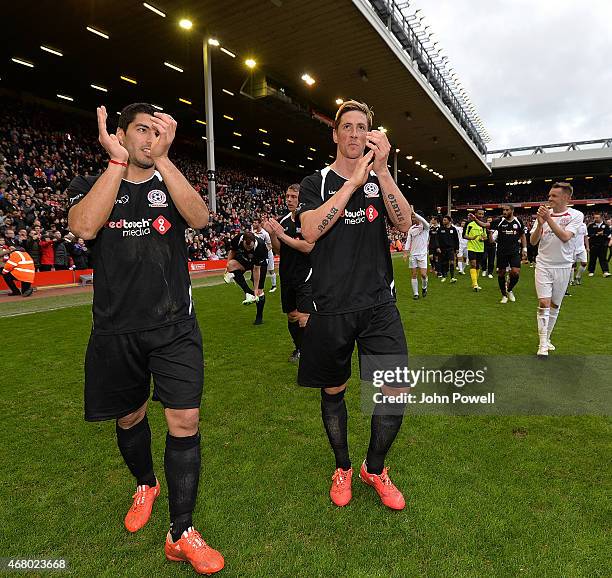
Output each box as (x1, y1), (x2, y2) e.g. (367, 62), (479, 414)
(409, 0), (612, 149)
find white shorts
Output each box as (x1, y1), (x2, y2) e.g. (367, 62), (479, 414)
(409, 254), (428, 269)
(535, 267), (571, 305)
(267, 250), (275, 272)
(573, 250), (587, 263)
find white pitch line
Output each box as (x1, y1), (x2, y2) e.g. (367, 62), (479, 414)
(0, 302), (88, 318)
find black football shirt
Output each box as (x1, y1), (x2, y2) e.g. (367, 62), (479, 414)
(490, 217), (524, 255)
(67, 171), (194, 334)
(296, 167), (394, 314)
(278, 211), (310, 285)
(230, 234), (268, 267)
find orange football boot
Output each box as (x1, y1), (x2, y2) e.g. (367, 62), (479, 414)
(329, 467), (353, 507)
(359, 461), (406, 510)
(165, 527), (225, 575)
(124, 480), (160, 533)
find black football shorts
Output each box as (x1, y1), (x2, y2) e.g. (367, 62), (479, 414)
(497, 252), (521, 269)
(281, 280), (314, 314)
(298, 302), (408, 388)
(84, 317), (203, 421)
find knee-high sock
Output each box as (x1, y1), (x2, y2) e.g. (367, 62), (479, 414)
(457, 260), (464, 273)
(411, 278), (419, 296)
(537, 307), (550, 347)
(288, 319), (302, 350)
(255, 294), (265, 320)
(233, 270), (254, 295)
(449, 263), (455, 277)
(422, 275), (428, 290)
(470, 268), (479, 287)
(498, 274), (507, 295)
(116, 416), (156, 487)
(570, 267), (576, 282)
(576, 264), (586, 279)
(165, 432), (201, 541)
(547, 307), (559, 342)
(366, 396), (406, 475)
(321, 389), (350, 470)
(508, 272), (519, 291)
(269, 272), (277, 287)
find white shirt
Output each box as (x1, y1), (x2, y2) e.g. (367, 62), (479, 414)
(532, 207), (584, 268)
(253, 227), (272, 249)
(455, 226), (468, 247)
(407, 213), (430, 256)
(573, 222), (587, 252)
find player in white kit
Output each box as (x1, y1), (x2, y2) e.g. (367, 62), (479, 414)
(569, 222), (589, 286)
(529, 182), (584, 357)
(253, 217), (278, 292)
(404, 210), (429, 299)
(455, 218), (468, 275)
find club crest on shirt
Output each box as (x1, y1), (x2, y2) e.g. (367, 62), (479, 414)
(364, 182), (380, 198)
(148, 189), (168, 208)
(115, 194), (129, 205)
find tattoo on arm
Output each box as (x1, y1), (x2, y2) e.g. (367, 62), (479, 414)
(387, 193), (405, 223)
(317, 207), (339, 232)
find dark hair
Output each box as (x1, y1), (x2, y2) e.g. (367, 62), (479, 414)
(243, 231), (256, 244)
(552, 181), (573, 197)
(118, 103), (156, 132)
(252, 217), (261, 223)
(334, 100), (373, 131)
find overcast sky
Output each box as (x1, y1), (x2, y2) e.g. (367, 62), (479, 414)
(409, 0), (612, 150)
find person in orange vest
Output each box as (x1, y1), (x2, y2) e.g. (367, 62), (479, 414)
(1, 247), (35, 297)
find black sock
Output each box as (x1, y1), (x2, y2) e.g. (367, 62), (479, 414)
(116, 416), (156, 487)
(366, 398), (406, 475)
(321, 389), (350, 470)
(165, 432), (201, 542)
(498, 275), (507, 295)
(255, 294), (265, 320)
(508, 273), (519, 291)
(288, 320), (301, 350)
(450, 263), (455, 277)
(233, 270), (254, 295)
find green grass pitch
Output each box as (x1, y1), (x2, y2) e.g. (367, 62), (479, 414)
(1, 259), (610, 577)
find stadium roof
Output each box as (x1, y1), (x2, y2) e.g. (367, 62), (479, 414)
(454, 139), (612, 183)
(2, 0), (490, 191)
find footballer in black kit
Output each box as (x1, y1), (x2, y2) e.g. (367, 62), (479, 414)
(225, 231), (268, 324)
(471, 205), (527, 303)
(296, 100), (413, 511)
(67, 103), (224, 574)
(264, 184), (314, 362)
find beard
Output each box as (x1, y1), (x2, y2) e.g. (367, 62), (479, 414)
(131, 155), (155, 169)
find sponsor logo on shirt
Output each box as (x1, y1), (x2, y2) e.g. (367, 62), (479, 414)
(342, 206), (379, 225)
(152, 215), (172, 235)
(115, 194), (129, 205)
(106, 218), (151, 237)
(328, 190), (337, 196)
(366, 205), (379, 222)
(364, 182), (380, 198)
(148, 189), (168, 208)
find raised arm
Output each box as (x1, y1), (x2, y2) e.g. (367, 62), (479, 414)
(366, 131), (412, 232)
(150, 113), (208, 229)
(300, 151), (374, 243)
(68, 106), (128, 240)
